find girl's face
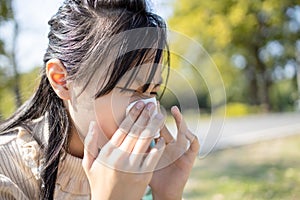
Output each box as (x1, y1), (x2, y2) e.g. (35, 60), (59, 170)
(67, 62), (162, 147)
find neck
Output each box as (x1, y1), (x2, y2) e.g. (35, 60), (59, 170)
(67, 126), (84, 158)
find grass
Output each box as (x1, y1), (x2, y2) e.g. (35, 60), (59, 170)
(183, 134), (300, 200)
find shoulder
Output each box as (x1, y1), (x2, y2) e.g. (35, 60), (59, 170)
(0, 127), (43, 179)
(0, 114), (49, 148)
(0, 129), (19, 146)
(0, 127), (41, 199)
(0, 127), (41, 165)
(0, 127), (39, 152)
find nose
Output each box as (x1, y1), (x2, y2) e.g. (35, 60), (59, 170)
(126, 97), (158, 115)
(125, 97), (160, 139)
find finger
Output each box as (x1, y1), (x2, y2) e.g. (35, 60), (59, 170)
(185, 130), (197, 143)
(157, 101), (161, 114)
(153, 101), (162, 139)
(171, 107), (198, 151)
(129, 102), (156, 136)
(119, 102), (156, 152)
(132, 113), (165, 154)
(82, 121), (98, 171)
(187, 133), (200, 155)
(121, 101), (145, 132)
(143, 137), (166, 171)
(110, 101), (145, 147)
(171, 106), (188, 132)
(171, 106), (190, 145)
(160, 125), (175, 144)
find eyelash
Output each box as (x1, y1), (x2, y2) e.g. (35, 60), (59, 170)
(150, 92), (158, 96)
(134, 90), (158, 96)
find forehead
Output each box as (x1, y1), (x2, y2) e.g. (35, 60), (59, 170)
(81, 45), (164, 97)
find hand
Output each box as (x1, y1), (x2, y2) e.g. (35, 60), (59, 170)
(150, 106), (200, 200)
(82, 102), (166, 200)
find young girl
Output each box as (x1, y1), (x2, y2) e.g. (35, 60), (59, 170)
(0, 0), (199, 199)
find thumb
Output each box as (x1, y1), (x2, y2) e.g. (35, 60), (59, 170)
(82, 121), (99, 171)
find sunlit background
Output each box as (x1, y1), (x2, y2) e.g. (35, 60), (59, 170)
(1, 0), (300, 199)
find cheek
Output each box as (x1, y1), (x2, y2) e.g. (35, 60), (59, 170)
(94, 93), (129, 140)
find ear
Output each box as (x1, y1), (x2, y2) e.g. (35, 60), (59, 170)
(46, 59), (70, 100)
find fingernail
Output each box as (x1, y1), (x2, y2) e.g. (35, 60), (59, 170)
(135, 101), (144, 109)
(171, 106), (179, 112)
(147, 103), (154, 110)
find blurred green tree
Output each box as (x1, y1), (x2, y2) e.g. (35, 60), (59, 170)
(169, 0), (300, 112)
(0, 0), (22, 119)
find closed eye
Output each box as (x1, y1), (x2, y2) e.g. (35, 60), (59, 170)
(116, 86), (159, 97)
(150, 91), (158, 96)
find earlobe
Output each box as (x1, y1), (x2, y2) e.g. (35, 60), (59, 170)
(46, 59), (71, 100)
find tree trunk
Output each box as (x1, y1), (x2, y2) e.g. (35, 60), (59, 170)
(245, 64), (260, 106)
(11, 5), (22, 108)
(254, 45), (271, 112)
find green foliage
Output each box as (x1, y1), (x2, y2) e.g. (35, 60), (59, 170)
(168, 0), (300, 112)
(0, 67), (39, 119)
(0, 0), (14, 119)
(19, 67), (40, 100)
(216, 102), (261, 117)
(0, 0), (13, 22)
(269, 78), (298, 112)
(0, 86), (15, 119)
(0, 0), (13, 54)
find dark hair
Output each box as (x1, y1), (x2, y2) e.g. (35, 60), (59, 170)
(0, 0), (169, 199)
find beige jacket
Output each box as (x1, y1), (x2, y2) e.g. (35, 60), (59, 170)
(0, 124), (90, 200)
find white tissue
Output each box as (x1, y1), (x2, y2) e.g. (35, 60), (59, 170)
(126, 97), (160, 138)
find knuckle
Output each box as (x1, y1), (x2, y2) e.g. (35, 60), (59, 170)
(130, 123), (143, 134)
(119, 122), (131, 133)
(194, 136), (200, 147)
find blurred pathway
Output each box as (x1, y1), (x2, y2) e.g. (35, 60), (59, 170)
(167, 112), (300, 153)
(215, 112), (300, 149)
